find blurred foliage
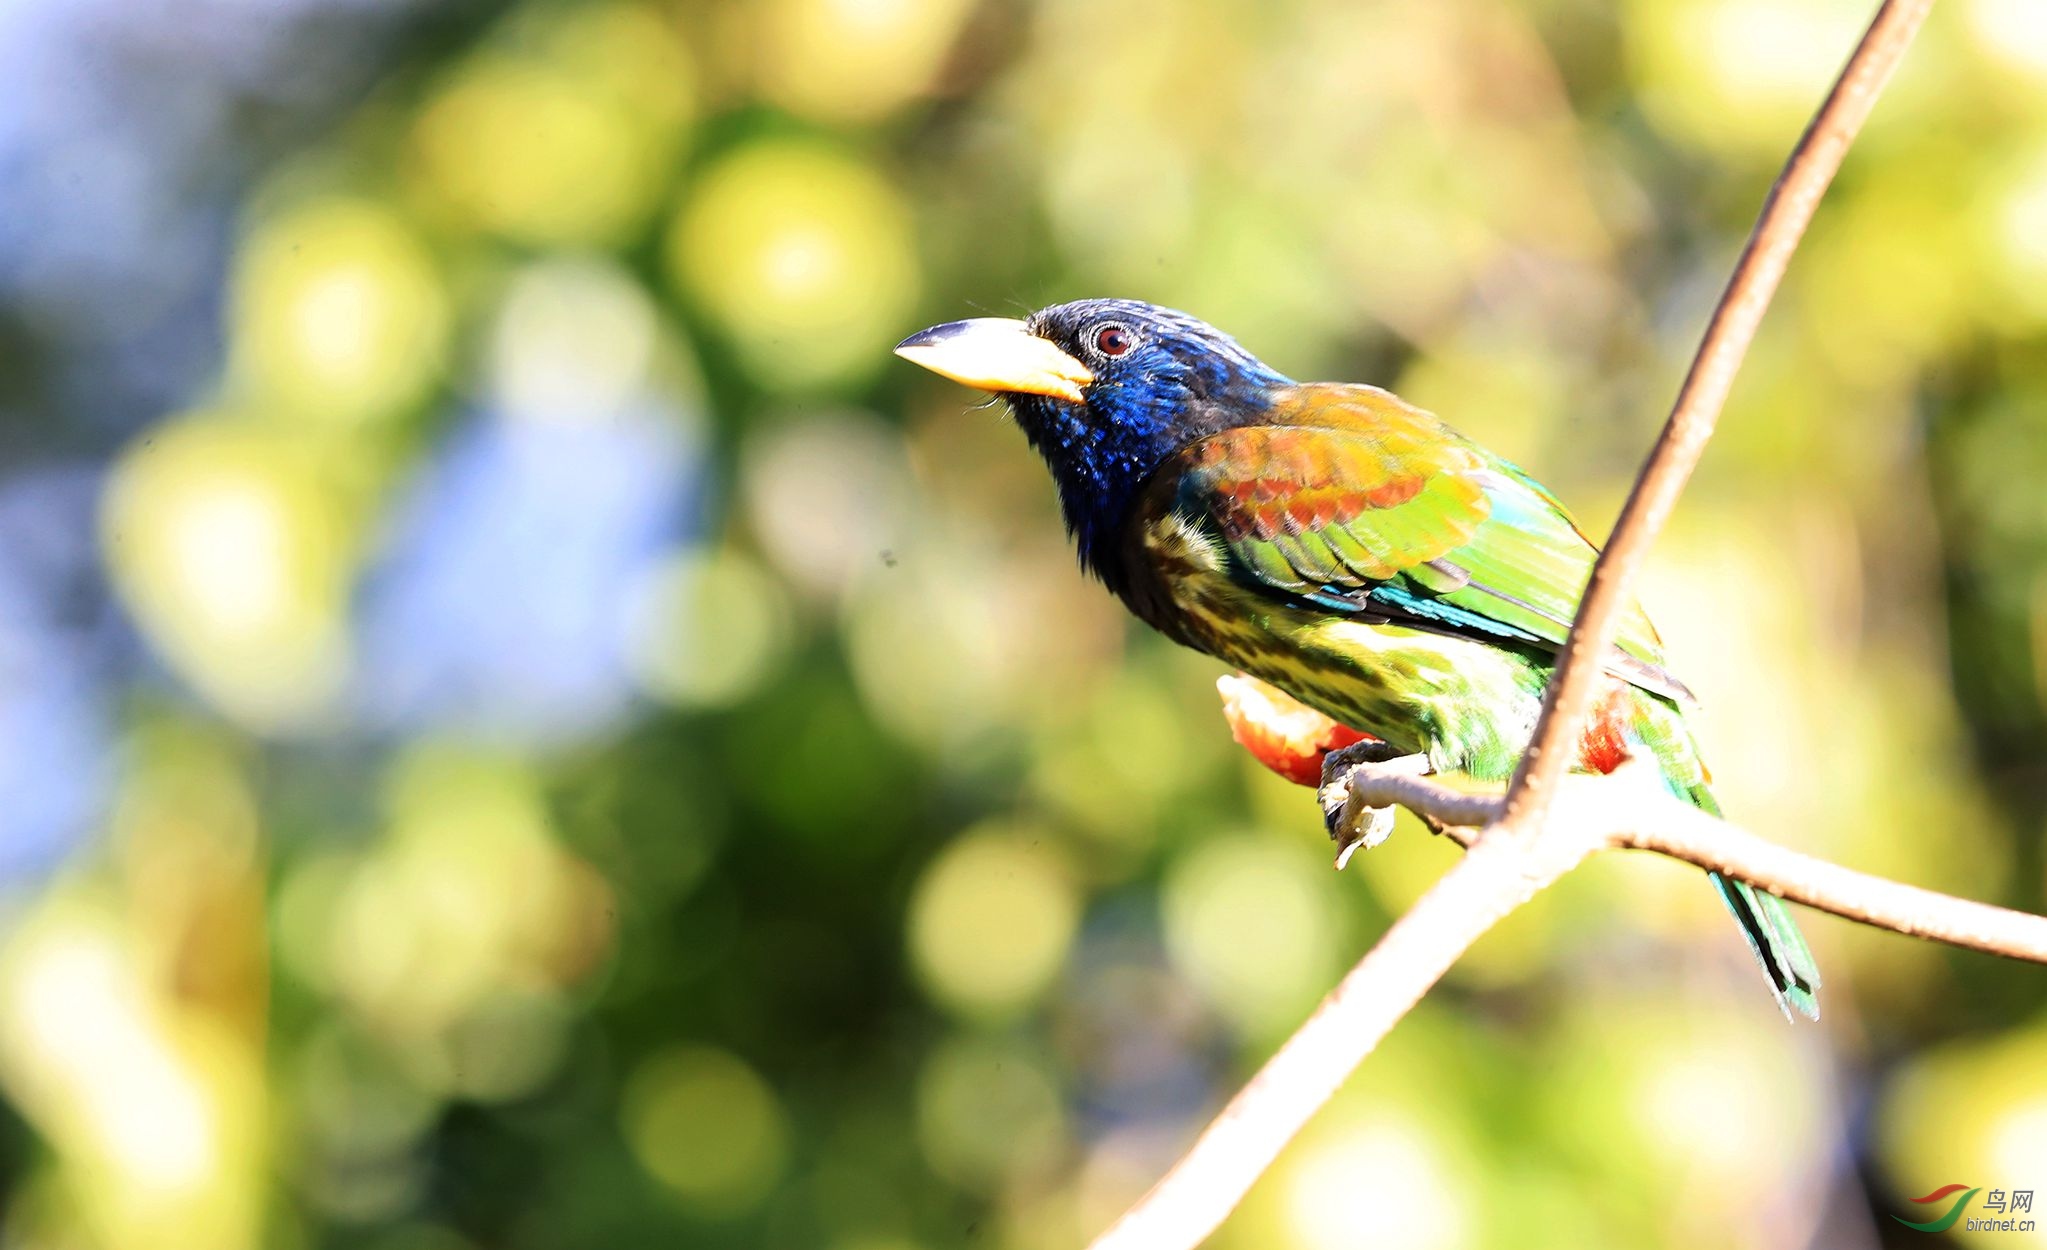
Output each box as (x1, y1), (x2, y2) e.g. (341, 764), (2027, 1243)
(0, 1), (2043, 1248)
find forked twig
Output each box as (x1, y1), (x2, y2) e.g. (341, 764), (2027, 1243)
(1356, 764), (2047, 963)
(1499, 0), (1937, 833)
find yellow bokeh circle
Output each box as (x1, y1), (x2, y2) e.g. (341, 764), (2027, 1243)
(102, 414), (354, 730)
(1161, 835), (1345, 1035)
(667, 140), (919, 391)
(753, 0), (972, 123)
(906, 826), (1079, 1021)
(231, 198), (447, 426)
(622, 1046), (788, 1215)
(624, 547), (794, 709)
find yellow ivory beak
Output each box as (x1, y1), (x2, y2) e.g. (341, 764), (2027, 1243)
(893, 318), (1094, 403)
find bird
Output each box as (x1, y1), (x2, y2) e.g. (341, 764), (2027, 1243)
(895, 298), (1820, 1019)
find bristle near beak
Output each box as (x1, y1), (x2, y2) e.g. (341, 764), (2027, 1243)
(894, 318), (1094, 403)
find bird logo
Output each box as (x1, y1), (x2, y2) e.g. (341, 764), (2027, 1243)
(1893, 1184), (1980, 1232)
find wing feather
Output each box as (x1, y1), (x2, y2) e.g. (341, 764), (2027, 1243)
(1163, 384), (1693, 702)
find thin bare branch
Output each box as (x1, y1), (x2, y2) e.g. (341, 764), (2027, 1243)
(1337, 763), (2047, 964)
(1084, 830), (1594, 1250)
(1089, 739), (2047, 1250)
(1609, 801), (2047, 963)
(1500, 0), (1936, 833)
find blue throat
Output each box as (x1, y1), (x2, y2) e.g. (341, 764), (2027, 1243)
(1006, 351), (1290, 585)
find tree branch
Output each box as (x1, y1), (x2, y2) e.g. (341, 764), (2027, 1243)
(1338, 763), (2047, 965)
(1087, 756), (2047, 1250)
(1085, 830), (1595, 1250)
(1499, 0), (1936, 834)
(1085, 2), (1940, 1247)
(1607, 800), (2047, 963)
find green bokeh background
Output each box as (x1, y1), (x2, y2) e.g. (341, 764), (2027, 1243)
(1, 1), (2044, 1248)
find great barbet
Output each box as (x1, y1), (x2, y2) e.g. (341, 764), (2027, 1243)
(895, 299), (1819, 1019)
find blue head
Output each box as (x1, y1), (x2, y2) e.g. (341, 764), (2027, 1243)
(896, 299), (1291, 577)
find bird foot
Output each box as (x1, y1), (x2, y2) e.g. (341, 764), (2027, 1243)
(1318, 742), (1433, 870)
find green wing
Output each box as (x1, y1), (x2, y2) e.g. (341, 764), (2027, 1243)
(1165, 383), (1691, 701)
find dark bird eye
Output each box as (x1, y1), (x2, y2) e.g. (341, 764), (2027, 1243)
(1094, 325), (1133, 357)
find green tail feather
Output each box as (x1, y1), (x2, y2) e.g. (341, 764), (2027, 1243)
(1711, 874), (1821, 1020)
(1691, 785), (1821, 1020)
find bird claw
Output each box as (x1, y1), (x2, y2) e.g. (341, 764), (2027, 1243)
(1330, 805), (1397, 870)
(1318, 741), (1432, 870)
